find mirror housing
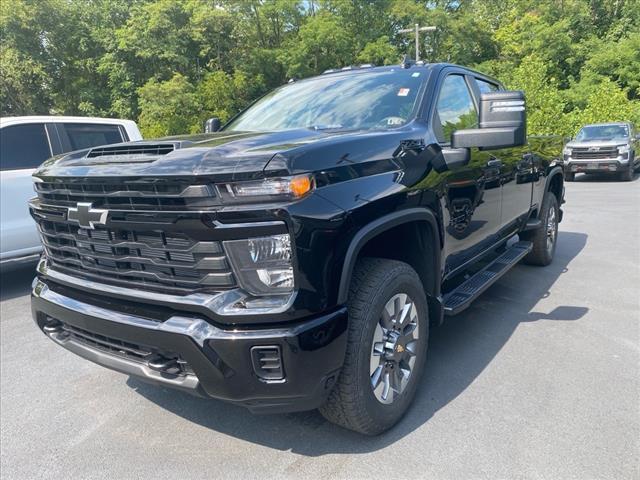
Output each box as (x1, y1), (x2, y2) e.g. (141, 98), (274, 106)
(205, 117), (221, 133)
(452, 91), (526, 150)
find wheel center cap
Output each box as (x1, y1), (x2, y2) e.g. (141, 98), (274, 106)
(384, 331), (407, 360)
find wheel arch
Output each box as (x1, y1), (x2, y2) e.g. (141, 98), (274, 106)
(545, 166), (564, 205)
(337, 208), (443, 323)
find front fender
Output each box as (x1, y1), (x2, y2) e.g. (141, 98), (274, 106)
(336, 207), (441, 305)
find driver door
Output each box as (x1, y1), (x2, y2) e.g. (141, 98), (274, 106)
(432, 72), (503, 275)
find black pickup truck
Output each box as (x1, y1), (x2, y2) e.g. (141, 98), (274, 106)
(30, 62), (565, 435)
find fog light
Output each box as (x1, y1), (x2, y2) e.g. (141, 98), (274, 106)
(571, 165), (578, 172)
(609, 164), (617, 171)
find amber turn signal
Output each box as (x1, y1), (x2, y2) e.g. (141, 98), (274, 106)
(289, 175), (313, 197)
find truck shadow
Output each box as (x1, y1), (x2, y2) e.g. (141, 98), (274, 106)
(573, 171), (639, 182)
(128, 230), (588, 455)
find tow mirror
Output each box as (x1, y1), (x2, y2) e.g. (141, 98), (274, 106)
(452, 91), (526, 150)
(205, 117), (221, 133)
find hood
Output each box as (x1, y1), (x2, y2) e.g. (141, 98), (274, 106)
(34, 126), (419, 181)
(566, 138), (629, 148)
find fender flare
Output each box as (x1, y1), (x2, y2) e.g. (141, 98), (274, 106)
(538, 166), (564, 213)
(337, 208), (441, 305)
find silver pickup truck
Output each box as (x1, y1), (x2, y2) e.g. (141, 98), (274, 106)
(563, 122), (639, 181)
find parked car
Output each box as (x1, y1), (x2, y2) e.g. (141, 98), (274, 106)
(563, 122), (639, 181)
(30, 62), (565, 435)
(0, 116), (142, 264)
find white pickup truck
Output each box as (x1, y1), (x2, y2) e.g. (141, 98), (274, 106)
(0, 116), (142, 264)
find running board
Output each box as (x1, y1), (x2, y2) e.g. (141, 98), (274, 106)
(443, 241), (532, 316)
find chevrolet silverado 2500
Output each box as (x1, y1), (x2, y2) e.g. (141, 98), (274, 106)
(30, 62), (565, 435)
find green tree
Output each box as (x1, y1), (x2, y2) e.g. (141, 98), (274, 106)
(357, 36), (399, 65)
(137, 73), (200, 137)
(197, 70), (264, 124)
(0, 47), (50, 115)
(280, 11), (355, 78)
(506, 55), (567, 136)
(566, 79), (640, 134)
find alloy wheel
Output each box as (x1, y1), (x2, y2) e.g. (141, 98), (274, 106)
(369, 293), (419, 404)
(546, 204), (557, 253)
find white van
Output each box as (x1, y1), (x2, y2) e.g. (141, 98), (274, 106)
(0, 116), (143, 264)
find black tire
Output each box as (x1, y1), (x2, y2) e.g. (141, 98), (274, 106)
(620, 165), (634, 181)
(520, 193), (559, 266)
(319, 258), (429, 435)
(564, 171), (574, 182)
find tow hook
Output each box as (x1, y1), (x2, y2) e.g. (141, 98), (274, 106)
(147, 354), (181, 375)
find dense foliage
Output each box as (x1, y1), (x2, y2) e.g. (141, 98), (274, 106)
(2, 0), (639, 138)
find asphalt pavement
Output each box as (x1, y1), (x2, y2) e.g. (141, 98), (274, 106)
(1, 172), (639, 479)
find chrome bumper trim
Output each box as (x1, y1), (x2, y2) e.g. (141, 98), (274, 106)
(33, 278), (310, 346)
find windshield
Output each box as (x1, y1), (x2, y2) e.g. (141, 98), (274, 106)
(576, 124), (629, 141)
(225, 69), (427, 132)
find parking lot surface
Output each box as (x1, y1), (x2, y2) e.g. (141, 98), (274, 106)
(1, 173), (639, 480)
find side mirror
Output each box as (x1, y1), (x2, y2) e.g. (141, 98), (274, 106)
(205, 117), (221, 133)
(452, 91), (526, 150)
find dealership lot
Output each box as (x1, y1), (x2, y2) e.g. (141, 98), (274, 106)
(1, 174), (638, 480)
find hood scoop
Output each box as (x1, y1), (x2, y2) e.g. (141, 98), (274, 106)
(84, 143), (178, 164)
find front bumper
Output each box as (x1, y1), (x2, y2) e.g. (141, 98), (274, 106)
(31, 278), (348, 413)
(565, 157), (629, 173)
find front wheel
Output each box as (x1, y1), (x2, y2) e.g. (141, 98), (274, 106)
(620, 165), (634, 182)
(319, 258), (429, 435)
(520, 193), (559, 266)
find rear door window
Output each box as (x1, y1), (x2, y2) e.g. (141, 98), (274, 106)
(61, 123), (125, 151)
(0, 123), (52, 171)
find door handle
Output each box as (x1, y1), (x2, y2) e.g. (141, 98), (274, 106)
(486, 159), (502, 168)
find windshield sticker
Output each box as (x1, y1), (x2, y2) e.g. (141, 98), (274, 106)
(397, 88), (410, 97)
(411, 72), (421, 77)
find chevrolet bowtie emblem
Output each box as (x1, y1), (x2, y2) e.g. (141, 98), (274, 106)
(67, 202), (109, 229)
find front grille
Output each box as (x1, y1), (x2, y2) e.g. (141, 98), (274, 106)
(571, 147), (619, 160)
(32, 203), (235, 294)
(34, 178), (218, 211)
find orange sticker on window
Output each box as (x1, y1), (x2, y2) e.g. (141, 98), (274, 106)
(397, 88), (410, 97)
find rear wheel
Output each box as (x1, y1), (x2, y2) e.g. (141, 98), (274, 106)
(319, 258), (428, 435)
(521, 193), (559, 266)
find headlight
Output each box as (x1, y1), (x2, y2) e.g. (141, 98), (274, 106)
(224, 234), (294, 296)
(562, 146), (572, 156)
(217, 175), (313, 204)
(618, 144), (630, 154)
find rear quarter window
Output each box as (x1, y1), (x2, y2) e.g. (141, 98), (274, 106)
(62, 123), (125, 151)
